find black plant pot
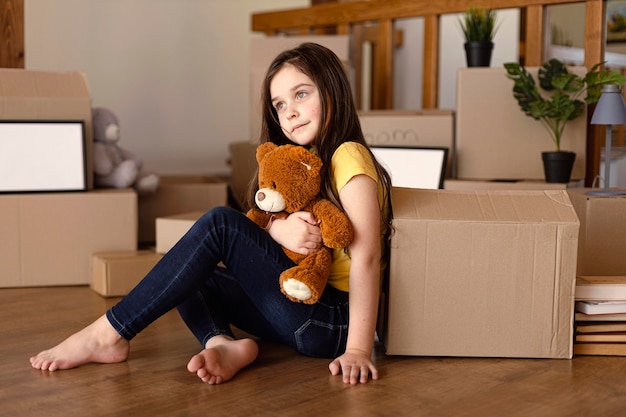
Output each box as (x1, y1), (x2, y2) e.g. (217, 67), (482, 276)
(464, 41), (494, 67)
(542, 151), (576, 183)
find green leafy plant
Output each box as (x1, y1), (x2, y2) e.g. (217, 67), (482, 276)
(459, 6), (499, 43)
(504, 59), (626, 151)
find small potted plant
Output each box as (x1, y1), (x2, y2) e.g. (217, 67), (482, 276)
(504, 59), (626, 182)
(459, 6), (499, 67)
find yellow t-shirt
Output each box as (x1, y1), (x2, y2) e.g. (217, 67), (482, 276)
(327, 141), (387, 292)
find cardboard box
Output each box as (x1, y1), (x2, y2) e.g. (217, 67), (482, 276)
(359, 110), (456, 178)
(382, 188), (579, 358)
(567, 188), (626, 276)
(0, 69), (94, 189)
(138, 176), (227, 244)
(156, 211), (204, 254)
(0, 189), (137, 287)
(91, 250), (163, 297)
(444, 179), (583, 191)
(229, 141), (258, 210)
(455, 67), (587, 181)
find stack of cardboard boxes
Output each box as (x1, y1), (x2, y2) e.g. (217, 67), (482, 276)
(91, 176), (227, 297)
(359, 67), (592, 359)
(371, 68), (626, 359)
(92, 176), (227, 297)
(0, 69), (137, 289)
(0, 69), (228, 296)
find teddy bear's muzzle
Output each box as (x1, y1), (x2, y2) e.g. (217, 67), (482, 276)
(255, 188), (286, 213)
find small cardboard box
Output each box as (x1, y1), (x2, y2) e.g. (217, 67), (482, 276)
(382, 188), (579, 359)
(455, 67), (587, 181)
(156, 211), (204, 254)
(0, 69), (94, 189)
(359, 110), (456, 178)
(0, 189), (137, 287)
(91, 250), (163, 297)
(567, 188), (626, 276)
(138, 176), (227, 244)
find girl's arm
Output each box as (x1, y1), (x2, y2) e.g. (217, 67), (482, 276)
(328, 174), (381, 384)
(267, 212), (322, 255)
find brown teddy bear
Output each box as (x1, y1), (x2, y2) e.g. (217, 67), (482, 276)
(247, 143), (353, 304)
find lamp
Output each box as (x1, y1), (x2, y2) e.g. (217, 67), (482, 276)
(587, 84), (626, 196)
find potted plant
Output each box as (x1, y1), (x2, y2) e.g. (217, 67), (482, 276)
(459, 6), (499, 67)
(504, 59), (626, 182)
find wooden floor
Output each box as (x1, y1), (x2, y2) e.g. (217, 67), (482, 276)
(4, 287), (626, 417)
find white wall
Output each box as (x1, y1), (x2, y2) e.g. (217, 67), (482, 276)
(25, 0), (308, 177)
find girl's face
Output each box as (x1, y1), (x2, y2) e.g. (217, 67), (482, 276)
(270, 64), (321, 146)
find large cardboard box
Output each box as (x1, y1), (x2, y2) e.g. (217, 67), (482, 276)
(567, 188), (626, 276)
(138, 176), (227, 244)
(91, 250), (163, 297)
(0, 69), (94, 189)
(0, 189), (137, 287)
(155, 211), (204, 254)
(359, 110), (456, 178)
(455, 67), (587, 181)
(382, 188), (579, 358)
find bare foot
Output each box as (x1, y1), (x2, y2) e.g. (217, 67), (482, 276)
(187, 336), (259, 384)
(29, 315), (129, 371)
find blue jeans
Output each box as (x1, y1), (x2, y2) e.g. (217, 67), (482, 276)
(106, 206), (349, 358)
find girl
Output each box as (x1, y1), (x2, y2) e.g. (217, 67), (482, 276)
(30, 42), (392, 386)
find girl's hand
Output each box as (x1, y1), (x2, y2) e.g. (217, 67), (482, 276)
(268, 211), (322, 255)
(328, 348), (378, 385)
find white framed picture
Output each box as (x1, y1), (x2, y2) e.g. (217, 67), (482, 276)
(0, 121), (86, 192)
(371, 146), (448, 189)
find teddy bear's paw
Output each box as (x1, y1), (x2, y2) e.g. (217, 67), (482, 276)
(112, 160), (139, 188)
(282, 279), (312, 301)
(135, 173), (160, 195)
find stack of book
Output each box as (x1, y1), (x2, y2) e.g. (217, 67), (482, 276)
(574, 276), (626, 356)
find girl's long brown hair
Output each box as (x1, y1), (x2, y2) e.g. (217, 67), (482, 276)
(251, 42), (393, 244)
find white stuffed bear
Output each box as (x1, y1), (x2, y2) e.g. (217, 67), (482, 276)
(92, 107), (159, 195)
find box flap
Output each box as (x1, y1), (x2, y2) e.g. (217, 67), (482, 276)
(391, 188), (579, 224)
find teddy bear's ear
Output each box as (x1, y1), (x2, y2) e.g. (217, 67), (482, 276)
(256, 142), (277, 164)
(288, 146), (322, 176)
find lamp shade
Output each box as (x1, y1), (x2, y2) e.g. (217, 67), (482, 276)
(591, 84), (626, 125)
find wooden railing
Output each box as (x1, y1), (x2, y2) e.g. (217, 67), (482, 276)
(251, 0), (608, 185)
(0, 0), (24, 68)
